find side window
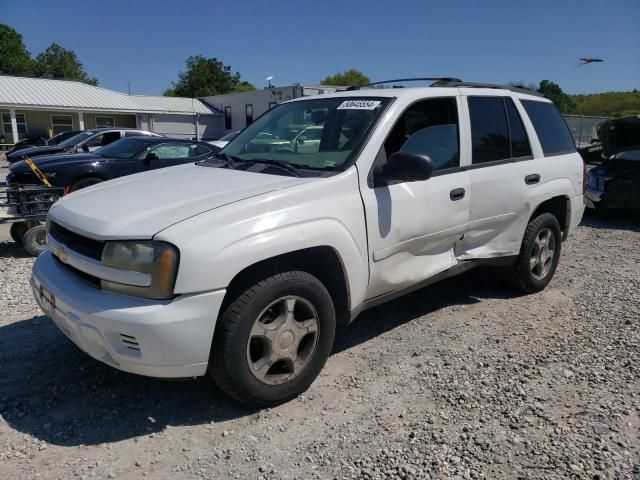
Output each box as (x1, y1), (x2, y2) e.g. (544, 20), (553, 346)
(84, 133), (105, 148)
(193, 144), (211, 156)
(224, 106), (232, 130)
(383, 98), (460, 172)
(245, 104), (253, 126)
(521, 100), (576, 156)
(468, 97), (510, 164)
(149, 143), (193, 159)
(125, 130), (147, 138)
(505, 99), (532, 158)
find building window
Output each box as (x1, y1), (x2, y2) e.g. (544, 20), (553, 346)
(269, 102), (278, 110)
(224, 106), (232, 130)
(245, 104), (253, 126)
(95, 116), (115, 128)
(1, 112), (27, 140)
(51, 114), (74, 135)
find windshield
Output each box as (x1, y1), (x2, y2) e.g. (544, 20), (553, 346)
(220, 97), (390, 171)
(94, 137), (156, 159)
(58, 131), (94, 149)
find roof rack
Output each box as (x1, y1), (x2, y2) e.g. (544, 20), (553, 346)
(346, 77), (463, 91)
(430, 80), (544, 97)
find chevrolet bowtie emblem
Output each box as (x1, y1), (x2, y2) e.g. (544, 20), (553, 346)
(56, 246), (69, 263)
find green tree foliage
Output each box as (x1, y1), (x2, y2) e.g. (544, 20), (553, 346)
(34, 43), (98, 85)
(0, 24), (33, 76)
(167, 55), (255, 97)
(571, 91), (640, 117)
(321, 69), (370, 87)
(537, 80), (576, 113)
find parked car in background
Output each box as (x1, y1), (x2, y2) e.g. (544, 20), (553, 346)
(245, 125), (324, 154)
(6, 130), (84, 156)
(8, 136), (220, 192)
(585, 115), (640, 211)
(32, 81), (584, 406)
(209, 131), (239, 149)
(6, 128), (160, 163)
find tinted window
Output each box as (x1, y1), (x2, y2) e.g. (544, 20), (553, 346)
(224, 106), (232, 130)
(384, 98), (460, 171)
(125, 130), (149, 137)
(95, 138), (154, 159)
(505, 99), (532, 158)
(522, 100), (576, 156)
(194, 144), (211, 156)
(468, 97), (510, 164)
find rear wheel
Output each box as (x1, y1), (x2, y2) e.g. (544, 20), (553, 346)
(22, 224), (48, 256)
(10, 222), (28, 246)
(504, 213), (562, 293)
(209, 271), (336, 406)
(69, 177), (103, 192)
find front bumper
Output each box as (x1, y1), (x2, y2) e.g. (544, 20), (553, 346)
(31, 251), (226, 378)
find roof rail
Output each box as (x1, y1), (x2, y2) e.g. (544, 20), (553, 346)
(346, 77), (463, 91)
(430, 80), (544, 97)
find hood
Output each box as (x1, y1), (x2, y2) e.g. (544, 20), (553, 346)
(10, 153), (102, 173)
(7, 144), (65, 161)
(49, 163), (316, 240)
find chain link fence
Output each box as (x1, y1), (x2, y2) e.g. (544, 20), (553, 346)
(563, 114), (612, 148)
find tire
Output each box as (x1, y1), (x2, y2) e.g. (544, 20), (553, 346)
(10, 222), (28, 246)
(209, 271), (336, 406)
(69, 177), (103, 192)
(504, 213), (562, 294)
(22, 224), (48, 257)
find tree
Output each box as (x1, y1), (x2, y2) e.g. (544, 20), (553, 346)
(537, 80), (576, 113)
(34, 43), (98, 85)
(0, 24), (33, 76)
(321, 69), (370, 87)
(167, 55), (255, 97)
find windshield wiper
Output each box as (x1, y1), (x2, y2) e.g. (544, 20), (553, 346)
(206, 152), (242, 169)
(242, 159), (302, 177)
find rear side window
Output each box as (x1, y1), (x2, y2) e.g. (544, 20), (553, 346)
(468, 97), (510, 164)
(521, 100), (576, 156)
(505, 99), (532, 158)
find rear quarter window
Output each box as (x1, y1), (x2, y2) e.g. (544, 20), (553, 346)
(521, 100), (576, 156)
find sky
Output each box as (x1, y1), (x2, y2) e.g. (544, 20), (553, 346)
(2, 0), (639, 96)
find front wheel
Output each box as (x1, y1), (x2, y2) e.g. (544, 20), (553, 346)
(209, 271), (336, 406)
(22, 224), (48, 256)
(503, 213), (562, 293)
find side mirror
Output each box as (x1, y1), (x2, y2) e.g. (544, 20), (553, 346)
(376, 152), (433, 185)
(81, 144), (89, 153)
(144, 152), (158, 165)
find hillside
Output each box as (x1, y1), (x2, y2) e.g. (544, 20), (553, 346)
(570, 90), (640, 117)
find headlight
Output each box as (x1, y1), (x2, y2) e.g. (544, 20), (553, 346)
(101, 241), (179, 300)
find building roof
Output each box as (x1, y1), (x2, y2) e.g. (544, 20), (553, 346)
(0, 75), (219, 115)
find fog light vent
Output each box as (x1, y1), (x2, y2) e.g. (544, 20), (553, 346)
(120, 333), (140, 351)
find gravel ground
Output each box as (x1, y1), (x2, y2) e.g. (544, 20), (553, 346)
(0, 162), (638, 479)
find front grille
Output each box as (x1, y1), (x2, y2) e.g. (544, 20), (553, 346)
(49, 222), (105, 260)
(53, 255), (101, 288)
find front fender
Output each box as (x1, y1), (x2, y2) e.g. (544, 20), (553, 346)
(156, 169), (369, 307)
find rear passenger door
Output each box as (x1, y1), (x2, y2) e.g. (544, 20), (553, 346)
(457, 95), (533, 258)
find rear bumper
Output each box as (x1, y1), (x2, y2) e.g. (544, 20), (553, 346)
(31, 251), (226, 378)
(584, 186), (603, 209)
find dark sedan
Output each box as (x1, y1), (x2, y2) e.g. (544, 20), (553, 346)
(585, 116), (640, 211)
(8, 136), (221, 192)
(6, 128), (158, 163)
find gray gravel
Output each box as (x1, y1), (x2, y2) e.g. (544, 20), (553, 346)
(0, 197), (638, 479)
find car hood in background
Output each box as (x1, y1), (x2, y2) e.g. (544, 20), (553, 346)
(49, 163), (317, 240)
(7, 145), (65, 161)
(10, 153), (103, 173)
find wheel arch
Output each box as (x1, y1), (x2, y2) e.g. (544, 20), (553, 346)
(221, 246), (352, 328)
(529, 195), (571, 240)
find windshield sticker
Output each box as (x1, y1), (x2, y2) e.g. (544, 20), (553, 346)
(337, 100), (381, 110)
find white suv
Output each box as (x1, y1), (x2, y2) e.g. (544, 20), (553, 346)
(32, 80), (585, 406)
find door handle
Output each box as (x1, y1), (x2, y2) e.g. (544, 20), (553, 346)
(525, 174), (540, 185)
(450, 188), (465, 201)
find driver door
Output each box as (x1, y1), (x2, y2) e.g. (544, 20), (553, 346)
(360, 97), (470, 299)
